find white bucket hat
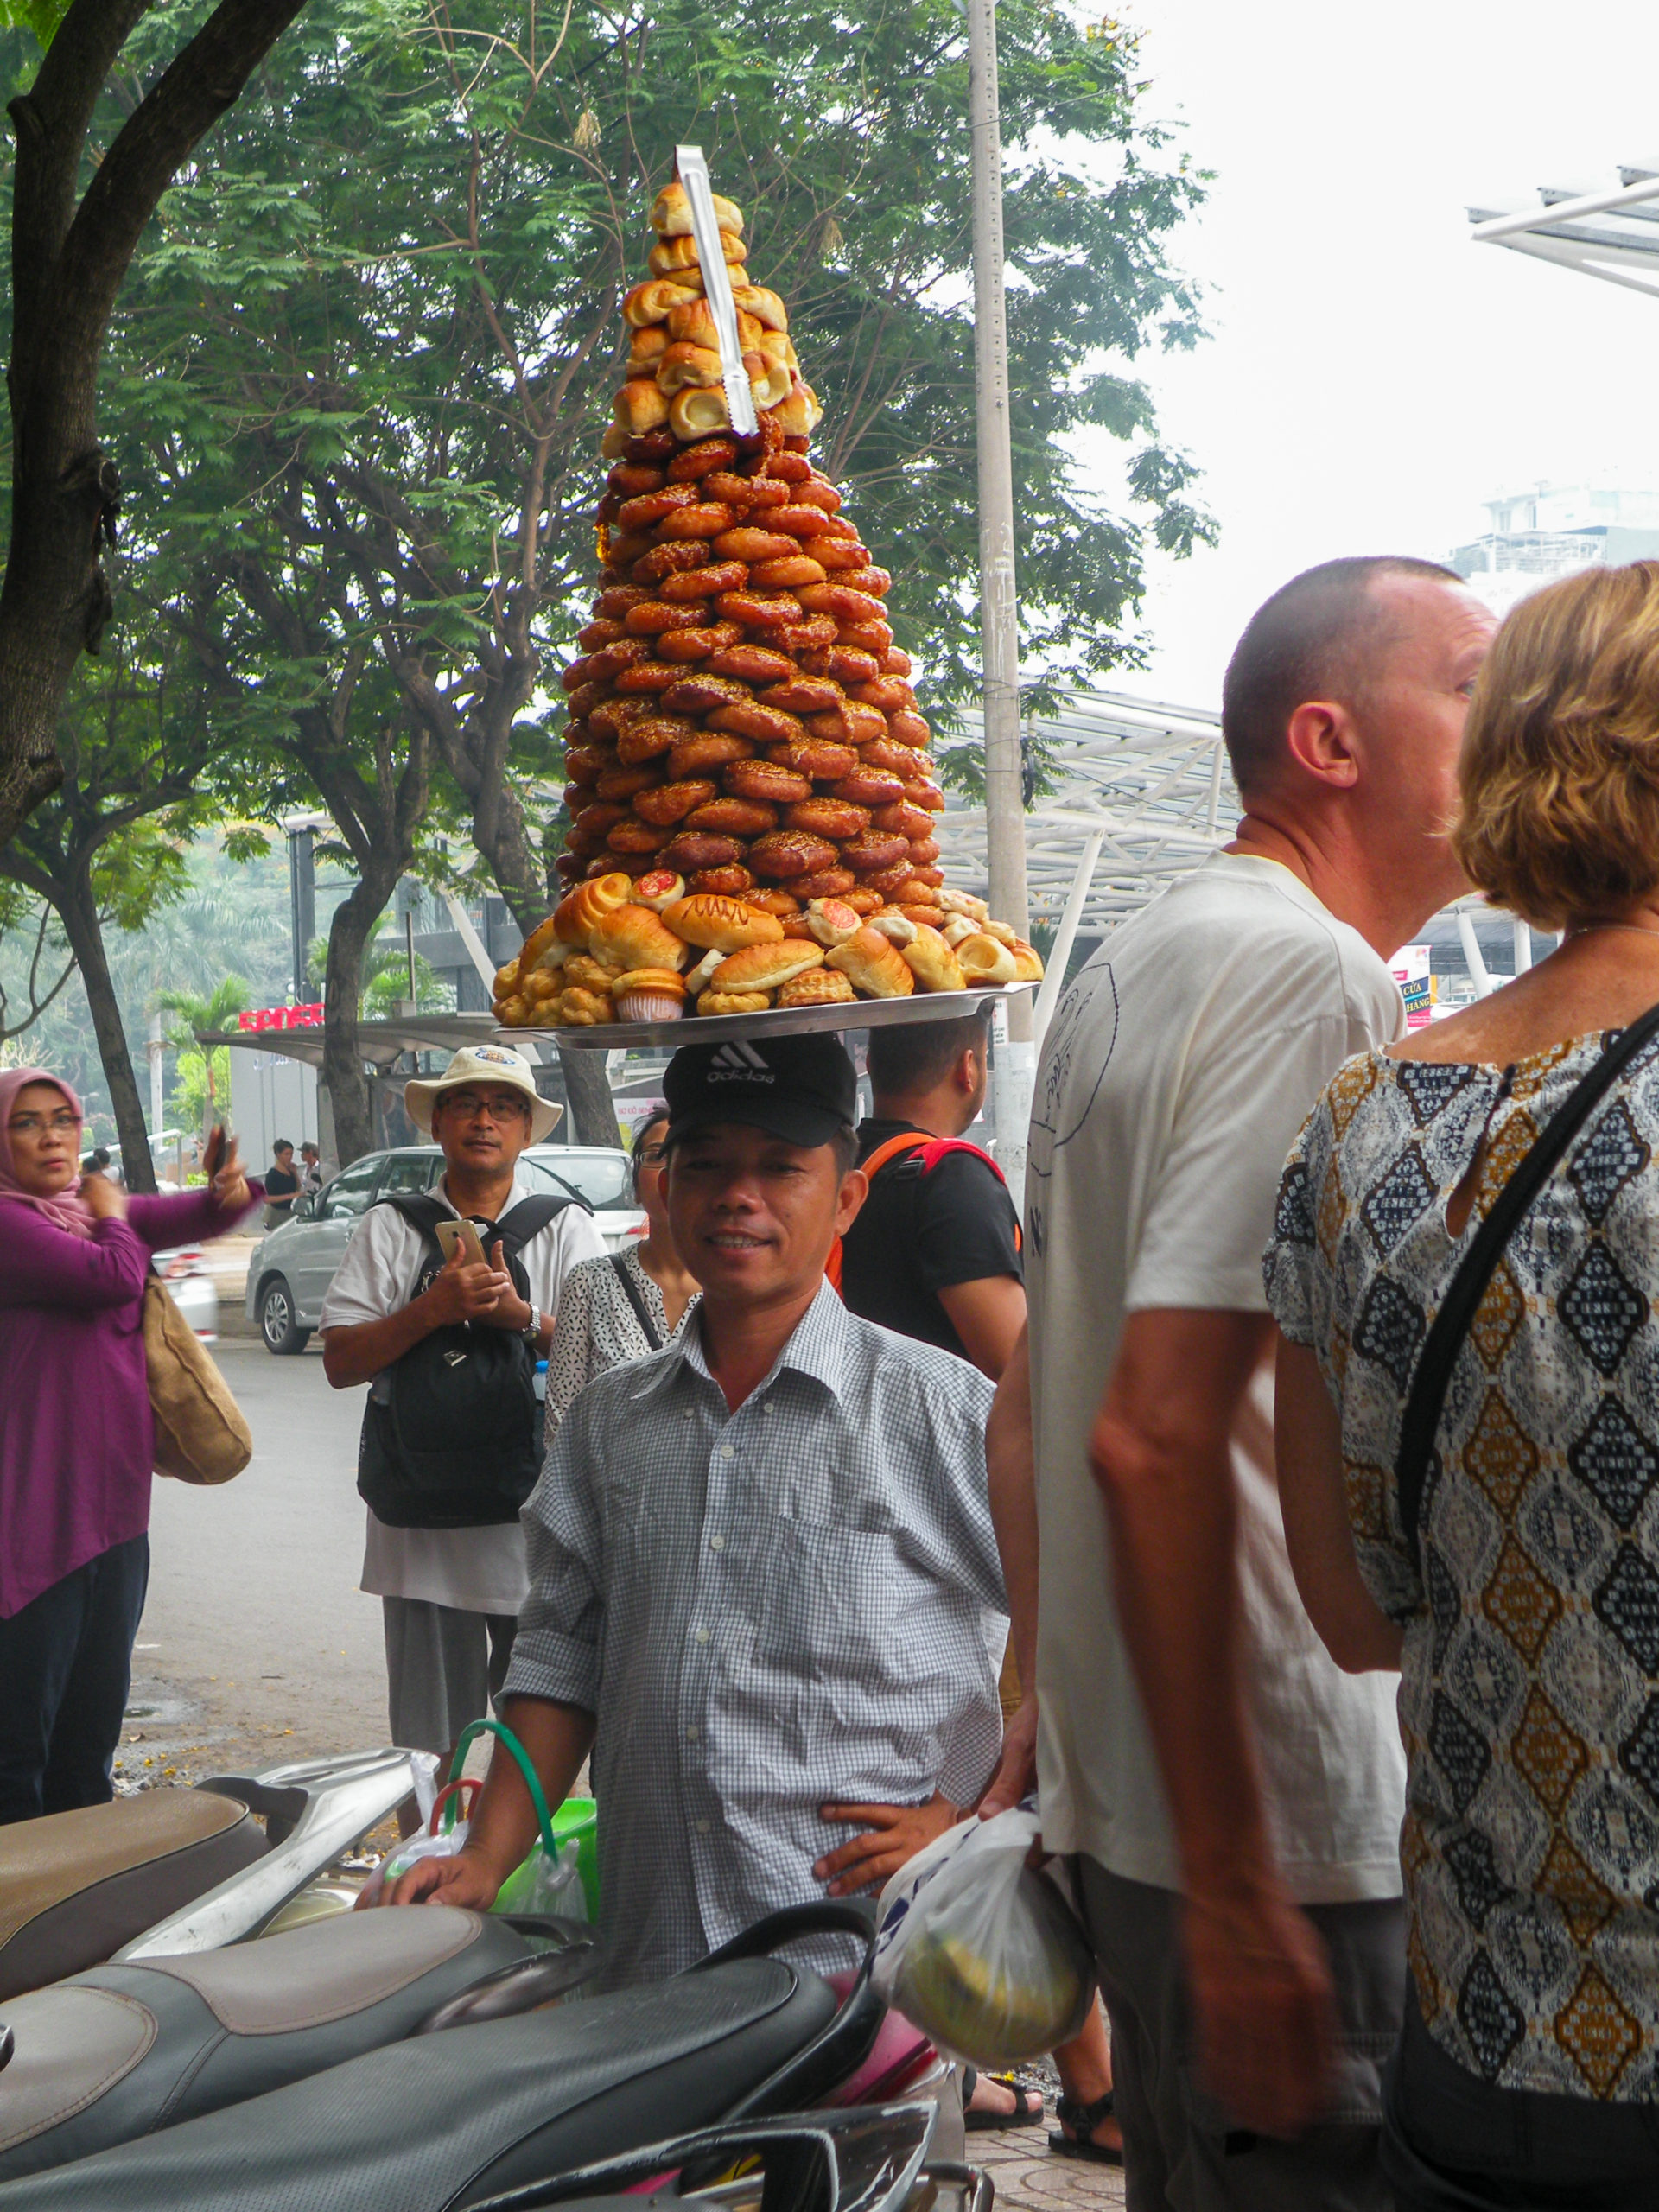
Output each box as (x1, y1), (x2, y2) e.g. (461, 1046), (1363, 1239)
(404, 1045), (563, 1144)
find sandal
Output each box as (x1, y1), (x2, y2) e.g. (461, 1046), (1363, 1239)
(1048, 2089), (1123, 2166)
(963, 2066), (1046, 2131)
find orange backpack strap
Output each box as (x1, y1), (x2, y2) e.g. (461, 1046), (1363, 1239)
(825, 1133), (931, 1291)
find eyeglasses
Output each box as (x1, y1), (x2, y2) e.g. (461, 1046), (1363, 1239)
(442, 1092), (530, 1124)
(8, 1110), (81, 1138)
(638, 1144), (669, 1165)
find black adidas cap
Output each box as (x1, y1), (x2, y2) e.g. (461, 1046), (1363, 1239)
(664, 1033), (858, 1150)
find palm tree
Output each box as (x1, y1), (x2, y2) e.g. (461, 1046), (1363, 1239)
(155, 976), (251, 1142)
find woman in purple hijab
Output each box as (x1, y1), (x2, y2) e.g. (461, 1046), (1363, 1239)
(0, 1068), (262, 1821)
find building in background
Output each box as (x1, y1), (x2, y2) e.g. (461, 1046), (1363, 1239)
(1450, 477), (1659, 618)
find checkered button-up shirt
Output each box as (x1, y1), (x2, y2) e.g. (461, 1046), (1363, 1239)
(506, 1280), (1007, 1987)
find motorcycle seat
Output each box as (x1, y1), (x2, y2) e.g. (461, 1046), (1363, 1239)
(0, 1905), (531, 2184)
(0, 1792), (264, 2003)
(0, 1953), (840, 2211)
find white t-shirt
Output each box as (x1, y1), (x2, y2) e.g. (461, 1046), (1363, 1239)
(320, 1174), (607, 1615)
(1025, 851), (1408, 1903)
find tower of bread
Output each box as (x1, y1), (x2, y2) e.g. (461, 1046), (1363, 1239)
(494, 177), (1040, 1025)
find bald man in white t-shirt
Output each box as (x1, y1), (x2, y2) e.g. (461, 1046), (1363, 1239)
(985, 560), (1497, 2210)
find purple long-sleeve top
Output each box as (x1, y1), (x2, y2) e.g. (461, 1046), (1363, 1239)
(0, 1183), (264, 1619)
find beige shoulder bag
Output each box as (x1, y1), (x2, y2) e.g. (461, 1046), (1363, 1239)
(143, 1274), (253, 1484)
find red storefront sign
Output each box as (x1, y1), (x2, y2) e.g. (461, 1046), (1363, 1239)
(238, 1004), (326, 1032)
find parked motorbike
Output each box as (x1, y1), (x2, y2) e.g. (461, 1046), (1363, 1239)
(0, 1900), (962, 2210)
(0, 1747), (424, 1999)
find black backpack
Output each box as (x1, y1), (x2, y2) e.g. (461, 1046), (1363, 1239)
(356, 1191), (581, 1530)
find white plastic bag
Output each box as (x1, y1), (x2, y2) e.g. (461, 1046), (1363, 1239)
(873, 1808), (1094, 2065)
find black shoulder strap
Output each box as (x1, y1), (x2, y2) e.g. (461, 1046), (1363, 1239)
(492, 1193), (572, 1259)
(1397, 1001), (1659, 1561)
(610, 1249), (664, 1352)
(374, 1190), (451, 1264)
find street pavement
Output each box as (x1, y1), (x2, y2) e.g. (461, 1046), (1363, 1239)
(124, 1341), (388, 1784)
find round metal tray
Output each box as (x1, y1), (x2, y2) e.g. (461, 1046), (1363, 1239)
(501, 982), (1035, 1052)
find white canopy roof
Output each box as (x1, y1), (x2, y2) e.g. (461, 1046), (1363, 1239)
(1468, 167), (1659, 301)
(938, 688), (1235, 937)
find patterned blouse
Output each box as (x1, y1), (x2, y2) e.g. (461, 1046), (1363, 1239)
(1264, 1033), (1659, 2101)
(543, 1245), (696, 1438)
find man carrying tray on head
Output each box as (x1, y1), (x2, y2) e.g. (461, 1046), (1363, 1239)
(379, 1032), (1008, 1988)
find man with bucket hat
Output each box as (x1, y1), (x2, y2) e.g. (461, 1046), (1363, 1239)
(321, 1046), (604, 1784)
(381, 1033), (1008, 1987)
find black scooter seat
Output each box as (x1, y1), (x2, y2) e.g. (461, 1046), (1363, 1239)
(0, 1906), (532, 2184)
(0, 1955), (837, 2211)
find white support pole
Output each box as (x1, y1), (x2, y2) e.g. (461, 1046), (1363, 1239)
(969, 0), (1033, 1202)
(441, 892), (500, 993)
(147, 1007), (165, 1134)
(1512, 917), (1532, 975)
(1032, 830), (1104, 1050)
(1458, 911), (1497, 999)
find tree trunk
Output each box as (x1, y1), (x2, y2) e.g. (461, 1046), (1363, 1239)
(472, 792), (622, 1150)
(321, 880), (380, 1166)
(55, 869), (156, 1193)
(0, 0), (315, 852)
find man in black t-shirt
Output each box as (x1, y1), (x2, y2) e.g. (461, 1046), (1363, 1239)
(264, 1139), (301, 1230)
(840, 1010), (1024, 1378)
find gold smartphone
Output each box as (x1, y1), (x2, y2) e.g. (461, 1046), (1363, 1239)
(434, 1217), (489, 1268)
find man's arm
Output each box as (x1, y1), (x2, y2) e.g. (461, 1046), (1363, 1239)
(322, 1244), (513, 1389)
(1274, 1334), (1403, 1673)
(378, 1695), (595, 1909)
(937, 1274), (1027, 1380)
(1092, 1306), (1337, 2139)
(977, 1324), (1039, 1815)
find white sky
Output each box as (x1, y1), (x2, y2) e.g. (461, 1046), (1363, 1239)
(1089, 0), (1659, 709)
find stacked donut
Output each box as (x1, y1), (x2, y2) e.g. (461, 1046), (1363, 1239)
(495, 175), (1043, 1026)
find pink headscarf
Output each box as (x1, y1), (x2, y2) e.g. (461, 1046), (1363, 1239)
(0, 1067), (96, 1238)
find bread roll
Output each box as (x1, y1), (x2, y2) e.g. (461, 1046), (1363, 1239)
(709, 940), (826, 994)
(495, 962), (522, 998)
(652, 181), (744, 238)
(590, 902), (694, 974)
(749, 362), (791, 410)
(772, 385), (823, 437)
(825, 927), (914, 999)
(630, 868), (687, 913)
(938, 913), (977, 948)
(1009, 938), (1046, 982)
(954, 933), (1018, 986)
(666, 298), (763, 352)
(627, 326), (670, 372)
(777, 968), (856, 1009)
(555, 872), (633, 944)
(559, 986), (615, 1026)
(522, 967), (562, 1004)
(685, 947), (724, 993)
(613, 379), (671, 433)
(622, 278), (701, 327)
(698, 989), (771, 1016)
(937, 887), (990, 920)
(663, 894), (785, 953)
(656, 340), (725, 393)
(563, 952), (626, 993)
(670, 386), (731, 441)
(804, 897), (864, 947)
(495, 994), (533, 1027)
(866, 907), (918, 944)
(901, 925), (966, 994)
(730, 284), (787, 331)
(515, 915), (563, 978)
(649, 230), (746, 275)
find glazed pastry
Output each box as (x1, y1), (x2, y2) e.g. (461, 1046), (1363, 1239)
(776, 968), (857, 1008)
(663, 894), (785, 952)
(824, 926), (914, 999)
(708, 940), (826, 994)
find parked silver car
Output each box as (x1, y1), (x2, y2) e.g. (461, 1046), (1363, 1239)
(245, 1144), (643, 1355)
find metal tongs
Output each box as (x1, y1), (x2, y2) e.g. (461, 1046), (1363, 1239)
(675, 143), (759, 439)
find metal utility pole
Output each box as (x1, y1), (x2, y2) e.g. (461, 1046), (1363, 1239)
(968, 0), (1035, 1198)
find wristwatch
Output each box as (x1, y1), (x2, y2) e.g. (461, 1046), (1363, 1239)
(520, 1305), (542, 1345)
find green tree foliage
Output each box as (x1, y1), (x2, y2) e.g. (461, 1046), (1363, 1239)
(92, 0), (1205, 1148)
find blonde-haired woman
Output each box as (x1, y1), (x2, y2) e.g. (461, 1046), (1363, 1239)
(1264, 562), (1659, 2207)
